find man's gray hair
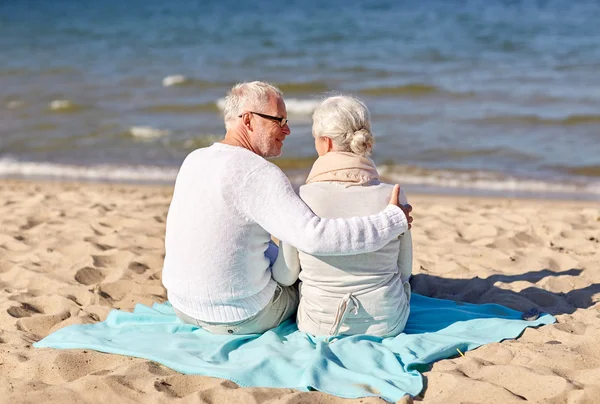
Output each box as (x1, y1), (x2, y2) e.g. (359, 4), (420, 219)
(223, 81), (283, 129)
(312, 95), (374, 157)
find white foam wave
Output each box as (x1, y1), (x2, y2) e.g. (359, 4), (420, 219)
(379, 165), (600, 196)
(0, 158), (178, 182)
(7, 100), (24, 109)
(130, 126), (171, 139)
(215, 98), (226, 111)
(215, 98), (319, 116)
(285, 98), (320, 115)
(49, 99), (74, 110)
(2, 157), (598, 198)
(182, 135), (223, 148)
(162, 75), (188, 87)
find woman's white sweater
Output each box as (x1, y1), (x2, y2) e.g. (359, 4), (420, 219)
(281, 181), (413, 337)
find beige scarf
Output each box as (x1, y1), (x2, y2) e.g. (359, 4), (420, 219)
(306, 152), (379, 185)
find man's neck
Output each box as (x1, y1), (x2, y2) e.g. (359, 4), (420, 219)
(221, 130), (260, 155)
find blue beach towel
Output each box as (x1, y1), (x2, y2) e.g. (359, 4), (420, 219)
(34, 294), (554, 402)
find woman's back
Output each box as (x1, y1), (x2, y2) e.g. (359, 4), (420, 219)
(293, 181), (412, 338)
(282, 94), (413, 338)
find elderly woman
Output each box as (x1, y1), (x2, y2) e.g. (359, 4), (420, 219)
(278, 95), (413, 338)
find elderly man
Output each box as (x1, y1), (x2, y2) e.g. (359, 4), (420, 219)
(162, 81), (412, 335)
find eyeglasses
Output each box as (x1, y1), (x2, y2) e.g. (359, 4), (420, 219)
(239, 111), (288, 127)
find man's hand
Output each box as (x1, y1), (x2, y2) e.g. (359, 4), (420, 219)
(388, 184), (413, 229)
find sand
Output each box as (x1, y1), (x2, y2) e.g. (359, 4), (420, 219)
(0, 179), (599, 403)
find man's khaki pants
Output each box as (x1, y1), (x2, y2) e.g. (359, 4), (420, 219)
(174, 284), (298, 335)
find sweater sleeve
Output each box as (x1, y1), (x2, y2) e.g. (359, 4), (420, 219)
(271, 241), (301, 286)
(235, 163), (409, 256)
(397, 231), (413, 282)
(397, 189), (413, 281)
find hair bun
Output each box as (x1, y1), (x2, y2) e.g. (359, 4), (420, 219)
(349, 128), (374, 156)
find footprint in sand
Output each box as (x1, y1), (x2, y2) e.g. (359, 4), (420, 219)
(90, 221), (114, 236)
(147, 361), (172, 376)
(154, 380), (179, 398)
(20, 217), (43, 231)
(84, 237), (115, 251)
(91, 369), (111, 376)
(7, 303), (42, 318)
(128, 261), (149, 274)
(93, 243), (114, 251)
(554, 322), (587, 335)
(92, 255), (115, 268)
(105, 375), (145, 394)
(17, 311), (71, 338)
(90, 203), (115, 213)
(0, 235), (30, 252)
(75, 267), (105, 285)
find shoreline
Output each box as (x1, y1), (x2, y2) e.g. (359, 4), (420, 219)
(1, 178), (599, 403)
(2, 153), (599, 203)
(2, 176), (600, 205)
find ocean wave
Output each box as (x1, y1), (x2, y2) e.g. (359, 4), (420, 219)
(378, 165), (600, 196)
(163, 78), (329, 93)
(1, 157), (599, 198)
(162, 75), (188, 87)
(419, 147), (536, 163)
(562, 165), (600, 177)
(141, 103), (219, 114)
(180, 135), (223, 150)
(284, 98), (321, 115)
(0, 158), (178, 182)
(271, 156), (317, 170)
(1, 67), (79, 78)
(129, 126), (171, 139)
(0, 68), (31, 77)
(275, 81), (330, 94)
(49, 99), (82, 112)
(161, 75), (227, 88)
(477, 114), (600, 126)
(7, 100), (25, 109)
(360, 83), (471, 98)
(215, 98), (320, 115)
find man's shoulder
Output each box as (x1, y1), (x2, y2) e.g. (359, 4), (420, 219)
(183, 144), (268, 166)
(182, 144), (284, 179)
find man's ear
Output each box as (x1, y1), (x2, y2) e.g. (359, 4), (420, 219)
(241, 112), (253, 130)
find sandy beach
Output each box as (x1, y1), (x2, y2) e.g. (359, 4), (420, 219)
(1, 179), (599, 403)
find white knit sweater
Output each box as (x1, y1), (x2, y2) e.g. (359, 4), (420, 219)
(162, 143), (408, 323)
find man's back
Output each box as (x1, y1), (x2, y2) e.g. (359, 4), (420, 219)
(163, 143), (277, 323)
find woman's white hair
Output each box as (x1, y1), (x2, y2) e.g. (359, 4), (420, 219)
(222, 81), (283, 129)
(312, 95), (374, 157)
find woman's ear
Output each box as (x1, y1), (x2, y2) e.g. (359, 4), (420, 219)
(326, 137), (333, 152)
(315, 136), (335, 156)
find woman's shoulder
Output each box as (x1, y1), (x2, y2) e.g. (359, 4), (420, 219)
(299, 181), (395, 192)
(300, 181), (408, 205)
